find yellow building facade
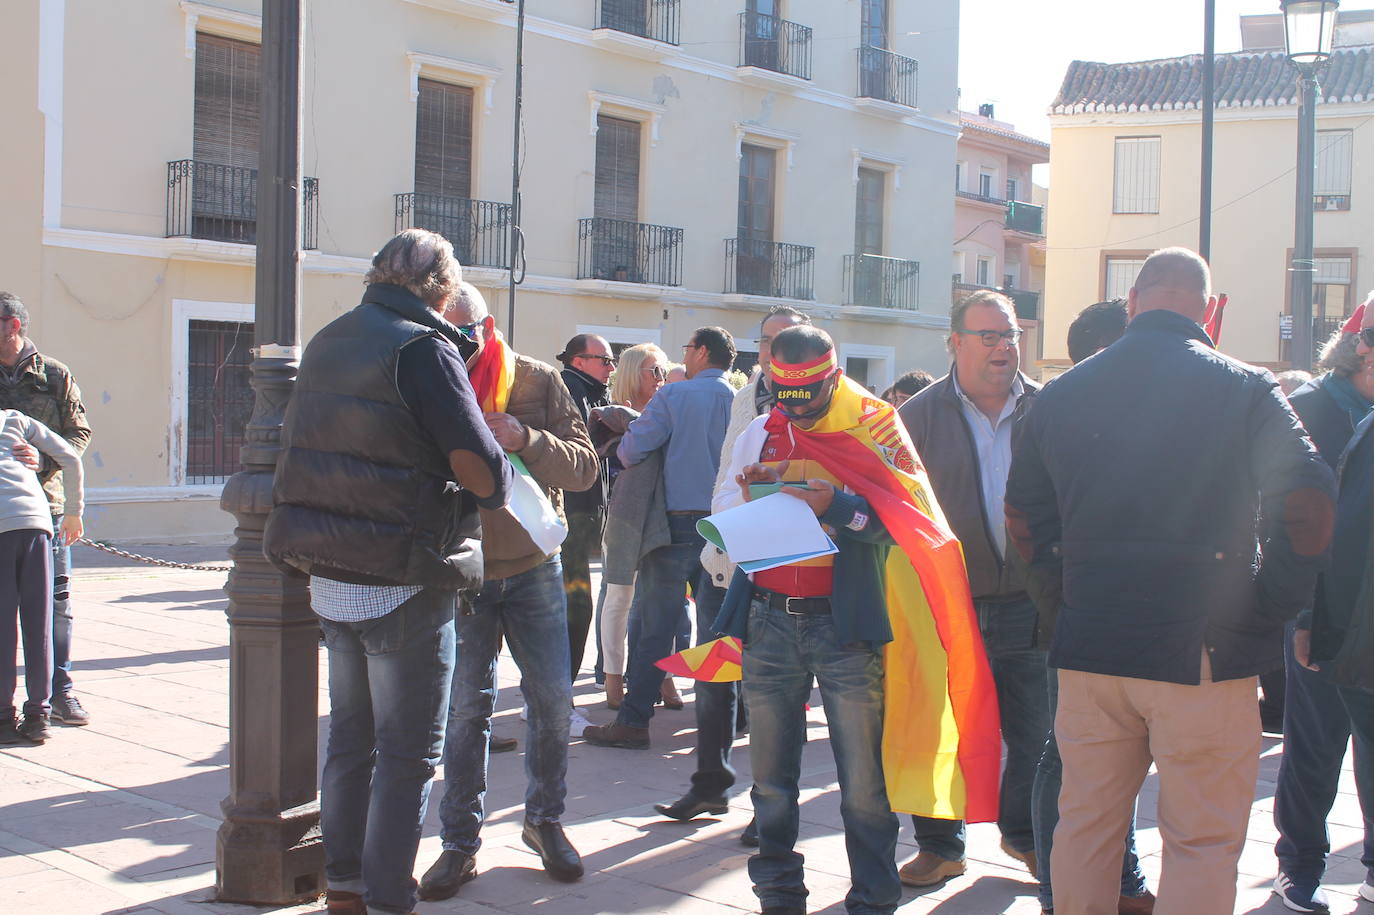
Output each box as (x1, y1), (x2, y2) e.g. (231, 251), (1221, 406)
(2, 0), (962, 541)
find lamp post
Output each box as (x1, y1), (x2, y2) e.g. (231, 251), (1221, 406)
(1282, 0), (1339, 371)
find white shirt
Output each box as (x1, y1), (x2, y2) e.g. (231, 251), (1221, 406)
(952, 373), (1023, 558)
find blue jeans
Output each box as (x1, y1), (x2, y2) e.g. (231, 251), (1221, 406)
(51, 539), (72, 697)
(439, 558), (571, 853)
(617, 515), (704, 729)
(912, 595), (1049, 860)
(1033, 667), (1147, 910)
(318, 588), (457, 915)
(1275, 623), (1374, 887)
(689, 580), (737, 799)
(744, 599), (899, 915)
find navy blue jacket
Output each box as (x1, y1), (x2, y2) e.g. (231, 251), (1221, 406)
(1005, 309), (1335, 684)
(1312, 412), (1374, 687)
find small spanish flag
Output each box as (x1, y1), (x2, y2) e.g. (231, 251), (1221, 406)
(655, 636), (743, 683)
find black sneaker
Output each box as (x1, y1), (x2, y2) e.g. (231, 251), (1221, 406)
(18, 714), (51, 743)
(0, 715), (22, 745)
(51, 694), (90, 725)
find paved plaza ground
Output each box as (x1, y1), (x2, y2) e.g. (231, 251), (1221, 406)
(0, 543), (1370, 914)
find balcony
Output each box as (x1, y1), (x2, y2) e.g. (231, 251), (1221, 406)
(1005, 200), (1045, 236)
(167, 160), (318, 249)
(843, 254), (919, 310)
(594, 0), (680, 46)
(576, 217), (684, 286)
(738, 11), (811, 81)
(952, 282), (1039, 322)
(394, 193), (511, 269)
(856, 46), (918, 108)
(956, 189), (1006, 208)
(724, 238), (815, 300)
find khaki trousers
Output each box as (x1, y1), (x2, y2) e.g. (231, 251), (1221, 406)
(1051, 655), (1260, 915)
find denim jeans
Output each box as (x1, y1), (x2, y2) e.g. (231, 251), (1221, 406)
(438, 558), (571, 854)
(562, 510), (600, 682)
(1032, 667), (1147, 910)
(318, 588), (456, 915)
(744, 599), (899, 915)
(51, 537), (72, 697)
(912, 595), (1049, 860)
(688, 580), (737, 799)
(1274, 622), (1374, 887)
(617, 515), (705, 729)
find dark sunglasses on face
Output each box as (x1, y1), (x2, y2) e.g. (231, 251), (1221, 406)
(575, 353), (616, 367)
(453, 322), (480, 339)
(1360, 327), (1374, 348)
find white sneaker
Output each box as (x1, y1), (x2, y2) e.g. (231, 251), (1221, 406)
(1272, 873), (1331, 913)
(1359, 880), (1374, 902)
(568, 708), (592, 738)
(519, 705), (528, 721)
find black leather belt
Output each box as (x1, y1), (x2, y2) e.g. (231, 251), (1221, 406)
(754, 588), (832, 616)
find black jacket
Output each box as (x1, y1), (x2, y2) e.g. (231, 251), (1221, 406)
(1005, 309), (1335, 684)
(559, 366), (609, 517)
(265, 284), (501, 591)
(1312, 412), (1374, 687)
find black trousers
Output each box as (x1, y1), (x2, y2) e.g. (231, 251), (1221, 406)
(562, 510), (602, 682)
(0, 528), (54, 717)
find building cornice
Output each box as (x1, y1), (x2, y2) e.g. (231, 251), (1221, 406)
(1048, 99), (1374, 129)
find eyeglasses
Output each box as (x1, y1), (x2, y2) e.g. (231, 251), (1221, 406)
(1360, 327), (1374, 348)
(681, 342), (701, 351)
(453, 322), (480, 339)
(956, 328), (1022, 347)
(574, 353), (616, 367)
(643, 365), (668, 380)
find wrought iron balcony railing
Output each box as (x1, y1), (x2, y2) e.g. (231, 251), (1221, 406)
(857, 46), (918, 108)
(956, 189), (1006, 207)
(595, 0), (680, 46)
(738, 11), (812, 80)
(843, 254), (919, 310)
(167, 159), (318, 249)
(1005, 200), (1045, 236)
(724, 237), (815, 300)
(576, 217), (684, 286)
(952, 282), (1039, 322)
(395, 193), (511, 269)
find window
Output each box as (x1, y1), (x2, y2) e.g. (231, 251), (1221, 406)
(415, 79), (474, 201)
(1113, 137), (1160, 213)
(1104, 256), (1146, 300)
(976, 256), (993, 286)
(186, 319), (254, 484)
(954, 161), (964, 192)
(979, 168), (995, 198)
(1006, 177), (1020, 202)
(952, 251), (965, 285)
(1313, 256), (1352, 322)
(1315, 129), (1353, 210)
(854, 167), (885, 255)
(861, 0), (889, 48)
(193, 33), (261, 242)
(744, 0), (782, 71)
(589, 115), (643, 280)
(735, 144), (777, 294)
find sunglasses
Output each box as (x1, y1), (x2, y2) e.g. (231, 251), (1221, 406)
(1361, 327), (1374, 348)
(574, 353), (616, 367)
(956, 328), (1022, 347)
(643, 365), (668, 380)
(453, 322), (480, 339)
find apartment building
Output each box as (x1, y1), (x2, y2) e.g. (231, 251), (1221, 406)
(1043, 13), (1374, 373)
(2, 0), (960, 539)
(952, 105), (1049, 366)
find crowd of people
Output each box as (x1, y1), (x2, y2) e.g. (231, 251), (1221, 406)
(4, 227), (1373, 915)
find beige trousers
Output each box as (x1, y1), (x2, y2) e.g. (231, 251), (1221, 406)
(1051, 654), (1260, 915)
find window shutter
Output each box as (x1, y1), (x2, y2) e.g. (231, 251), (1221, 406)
(594, 115), (641, 222)
(1113, 137), (1160, 214)
(737, 144), (776, 241)
(193, 33), (260, 169)
(414, 79), (474, 199)
(1315, 130), (1353, 196)
(1105, 257), (1146, 300)
(854, 167), (885, 255)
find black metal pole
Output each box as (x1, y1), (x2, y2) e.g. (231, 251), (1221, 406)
(1290, 67), (1319, 371)
(215, 0), (324, 903)
(1200, 0), (1216, 261)
(507, 0), (526, 343)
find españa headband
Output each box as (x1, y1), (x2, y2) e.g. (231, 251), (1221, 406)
(770, 350), (838, 403)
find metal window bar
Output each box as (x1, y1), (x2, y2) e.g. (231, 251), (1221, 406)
(577, 217), (684, 286)
(185, 319), (255, 484)
(738, 11), (812, 80)
(394, 193), (512, 269)
(724, 237), (815, 300)
(843, 254), (919, 310)
(166, 159), (319, 249)
(595, 0), (680, 45)
(856, 46), (917, 107)
(1005, 201), (1044, 235)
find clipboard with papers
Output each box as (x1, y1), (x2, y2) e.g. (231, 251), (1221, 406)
(696, 490), (838, 574)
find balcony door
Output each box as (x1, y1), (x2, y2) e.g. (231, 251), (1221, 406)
(193, 33), (260, 242)
(853, 167), (886, 305)
(744, 0), (781, 71)
(737, 144), (777, 295)
(859, 0), (890, 99)
(414, 79), (475, 259)
(601, 0), (648, 37)
(593, 115), (642, 281)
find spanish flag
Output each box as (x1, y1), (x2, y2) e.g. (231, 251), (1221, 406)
(468, 328), (517, 413)
(764, 374), (1001, 823)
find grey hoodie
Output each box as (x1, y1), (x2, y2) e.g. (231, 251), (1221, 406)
(0, 409), (84, 536)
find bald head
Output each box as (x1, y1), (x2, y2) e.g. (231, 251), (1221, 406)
(445, 282), (489, 325)
(1129, 247), (1212, 322)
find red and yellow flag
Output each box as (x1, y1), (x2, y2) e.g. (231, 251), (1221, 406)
(762, 374), (1001, 823)
(656, 636), (743, 682)
(468, 329), (517, 413)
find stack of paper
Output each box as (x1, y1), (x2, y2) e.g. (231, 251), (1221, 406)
(697, 491), (838, 573)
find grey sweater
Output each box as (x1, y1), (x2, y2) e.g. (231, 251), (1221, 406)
(0, 409), (84, 536)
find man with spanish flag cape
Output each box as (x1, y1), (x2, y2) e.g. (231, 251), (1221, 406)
(710, 325), (1000, 915)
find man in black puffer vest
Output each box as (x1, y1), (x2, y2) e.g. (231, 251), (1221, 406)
(265, 229), (512, 915)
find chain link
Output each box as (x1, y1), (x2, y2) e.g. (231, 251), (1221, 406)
(76, 538), (230, 573)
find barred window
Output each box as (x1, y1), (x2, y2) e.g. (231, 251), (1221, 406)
(1113, 137), (1160, 214)
(1104, 256), (1146, 300)
(186, 320), (254, 483)
(1315, 129), (1352, 208)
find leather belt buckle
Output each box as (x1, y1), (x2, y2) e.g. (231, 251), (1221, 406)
(784, 596), (809, 616)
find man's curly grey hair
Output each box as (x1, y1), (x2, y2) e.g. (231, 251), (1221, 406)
(364, 228), (463, 307)
(1317, 291), (1373, 377)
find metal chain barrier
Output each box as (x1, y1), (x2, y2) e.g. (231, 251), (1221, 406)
(76, 538), (230, 573)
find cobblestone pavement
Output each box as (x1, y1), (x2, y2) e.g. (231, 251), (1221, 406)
(0, 545), (1368, 913)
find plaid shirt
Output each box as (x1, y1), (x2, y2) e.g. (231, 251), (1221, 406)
(309, 575), (421, 623)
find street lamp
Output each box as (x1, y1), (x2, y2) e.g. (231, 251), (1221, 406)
(1282, 0), (1339, 370)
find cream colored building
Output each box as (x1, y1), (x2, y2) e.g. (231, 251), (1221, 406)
(2, 0), (961, 541)
(1043, 21), (1374, 373)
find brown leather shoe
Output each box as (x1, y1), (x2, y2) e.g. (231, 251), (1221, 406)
(898, 851), (966, 887)
(1000, 838), (1039, 880)
(582, 721), (650, 749)
(325, 889), (366, 914)
(1118, 889), (1156, 914)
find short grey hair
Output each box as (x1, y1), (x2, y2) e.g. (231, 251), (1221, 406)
(0, 292), (29, 335)
(364, 229), (462, 307)
(1134, 247), (1211, 299)
(951, 290), (1016, 333)
(445, 282), (489, 325)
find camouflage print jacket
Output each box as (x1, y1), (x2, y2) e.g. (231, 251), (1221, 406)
(0, 343), (92, 515)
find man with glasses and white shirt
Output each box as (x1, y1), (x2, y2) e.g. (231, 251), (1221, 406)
(897, 291), (1050, 890)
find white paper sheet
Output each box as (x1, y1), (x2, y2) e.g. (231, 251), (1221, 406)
(697, 492), (833, 564)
